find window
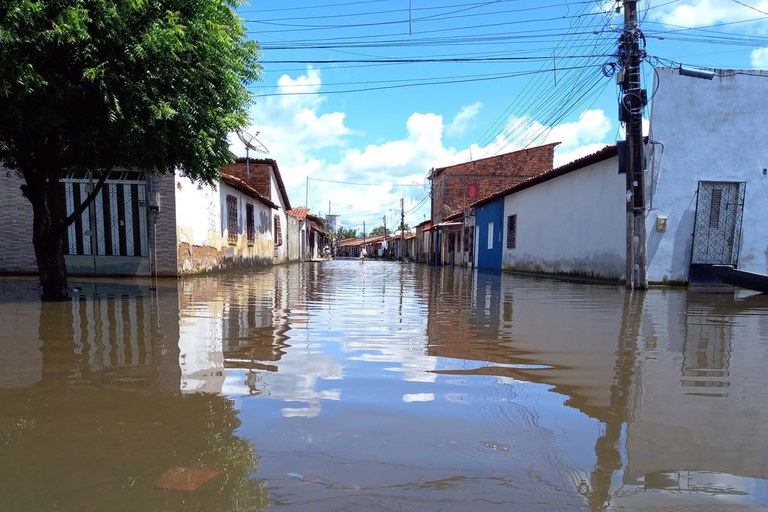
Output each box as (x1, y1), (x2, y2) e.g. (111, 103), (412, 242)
(246, 203), (255, 245)
(468, 183), (478, 199)
(487, 222), (494, 250)
(274, 215), (283, 247)
(226, 195), (238, 245)
(506, 215), (517, 249)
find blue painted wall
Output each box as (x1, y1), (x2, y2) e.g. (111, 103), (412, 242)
(475, 197), (504, 270)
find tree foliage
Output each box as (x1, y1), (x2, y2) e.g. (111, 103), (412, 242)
(0, 0), (261, 299)
(336, 227), (357, 240)
(369, 225), (390, 237)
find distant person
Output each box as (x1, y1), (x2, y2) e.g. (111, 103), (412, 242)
(359, 247), (366, 260)
(324, 245), (331, 259)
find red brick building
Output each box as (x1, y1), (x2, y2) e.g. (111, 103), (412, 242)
(429, 143), (557, 224)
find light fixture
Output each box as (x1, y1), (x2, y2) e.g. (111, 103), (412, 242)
(678, 66), (715, 80)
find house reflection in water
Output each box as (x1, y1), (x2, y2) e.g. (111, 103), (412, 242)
(426, 270), (768, 510)
(0, 278), (266, 512)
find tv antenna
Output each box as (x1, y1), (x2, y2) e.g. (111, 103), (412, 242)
(236, 128), (269, 176)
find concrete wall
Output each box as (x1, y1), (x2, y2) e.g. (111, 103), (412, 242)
(175, 172), (276, 274)
(647, 68), (768, 282)
(501, 156), (626, 280)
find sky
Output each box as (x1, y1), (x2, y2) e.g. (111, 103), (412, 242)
(228, 0), (768, 235)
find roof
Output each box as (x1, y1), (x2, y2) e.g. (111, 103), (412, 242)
(287, 207), (309, 221)
(339, 235), (387, 247)
(220, 173), (279, 209)
(470, 144), (618, 209)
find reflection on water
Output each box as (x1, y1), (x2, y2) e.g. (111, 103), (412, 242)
(0, 278), (265, 512)
(2, 263), (768, 511)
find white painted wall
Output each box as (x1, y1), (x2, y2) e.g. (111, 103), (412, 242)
(647, 68), (768, 281)
(174, 172), (276, 272)
(501, 156), (626, 280)
(174, 173), (222, 248)
(265, 166), (298, 263)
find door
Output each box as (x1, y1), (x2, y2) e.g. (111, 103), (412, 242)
(689, 181), (745, 284)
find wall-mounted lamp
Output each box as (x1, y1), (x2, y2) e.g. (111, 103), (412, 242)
(679, 66), (715, 80)
(149, 192), (160, 213)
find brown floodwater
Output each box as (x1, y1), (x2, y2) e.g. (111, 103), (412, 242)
(1, 260), (768, 511)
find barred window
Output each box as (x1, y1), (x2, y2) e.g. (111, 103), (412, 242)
(274, 215), (283, 247)
(226, 195), (238, 245)
(506, 214), (517, 249)
(246, 203), (255, 245)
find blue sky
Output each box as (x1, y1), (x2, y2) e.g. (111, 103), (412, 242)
(229, 0), (768, 234)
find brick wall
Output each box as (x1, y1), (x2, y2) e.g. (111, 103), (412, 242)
(431, 143), (557, 223)
(221, 160), (272, 199)
(0, 167), (37, 274)
(150, 174), (179, 276)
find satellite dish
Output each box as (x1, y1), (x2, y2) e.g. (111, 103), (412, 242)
(236, 128), (269, 155)
(236, 128), (269, 177)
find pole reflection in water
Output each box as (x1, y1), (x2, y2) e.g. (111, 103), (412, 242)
(0, 278), (266, 512)
(2, 262), (768, 511)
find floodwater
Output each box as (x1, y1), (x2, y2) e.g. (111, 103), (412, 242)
(1, 261), (768, 512)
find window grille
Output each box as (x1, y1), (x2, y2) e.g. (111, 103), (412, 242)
(506, 215), (517, 249)
(274, 215), (283, 247)
(246, 203), (255, 245)
(226, 195), (238, 245)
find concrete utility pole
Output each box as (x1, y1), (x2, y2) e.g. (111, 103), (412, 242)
(621, 0), (648, 289)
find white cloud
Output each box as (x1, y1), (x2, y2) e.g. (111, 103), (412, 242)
(751, 47), (768, 67)
(646, 0), (768, 30)
(230, 68), (618, 230)
(446, 102), (482, 137)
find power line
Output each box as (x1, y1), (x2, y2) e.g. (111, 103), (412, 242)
(308, 177), (424, 186)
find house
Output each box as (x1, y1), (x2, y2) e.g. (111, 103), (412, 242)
(473, 144), (624, 279)
(0, 155), (301, 278)
(644, 67), (768, 284)
(0, 168), (178, 277)
(413, 220), (432, 263)
(470, 67), (768, 286)
(287, 207), (331, 261)
(212, 157), (300, 266)
(428, 143), (557, 266)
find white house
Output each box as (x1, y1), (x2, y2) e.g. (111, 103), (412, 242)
(175, 170), (281, 273)
(645, 67), (768, 284)
(473, 67), (768, 286)
(472, 145), (626, 280)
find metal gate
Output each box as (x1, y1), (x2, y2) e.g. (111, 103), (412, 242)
(62, 171), (150, 258)
(689, 181), (745, 284)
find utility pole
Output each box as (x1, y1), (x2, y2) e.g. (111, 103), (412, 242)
(620, 0), (647, 290)
(400, 197), (405, 261)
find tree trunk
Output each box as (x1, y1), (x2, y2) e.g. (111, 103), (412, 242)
(25, 167), (70, 301)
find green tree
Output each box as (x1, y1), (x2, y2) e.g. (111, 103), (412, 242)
(370, 225), (390, 237)
(0, 0), (261, 300)
(337, 227), (357, 240)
